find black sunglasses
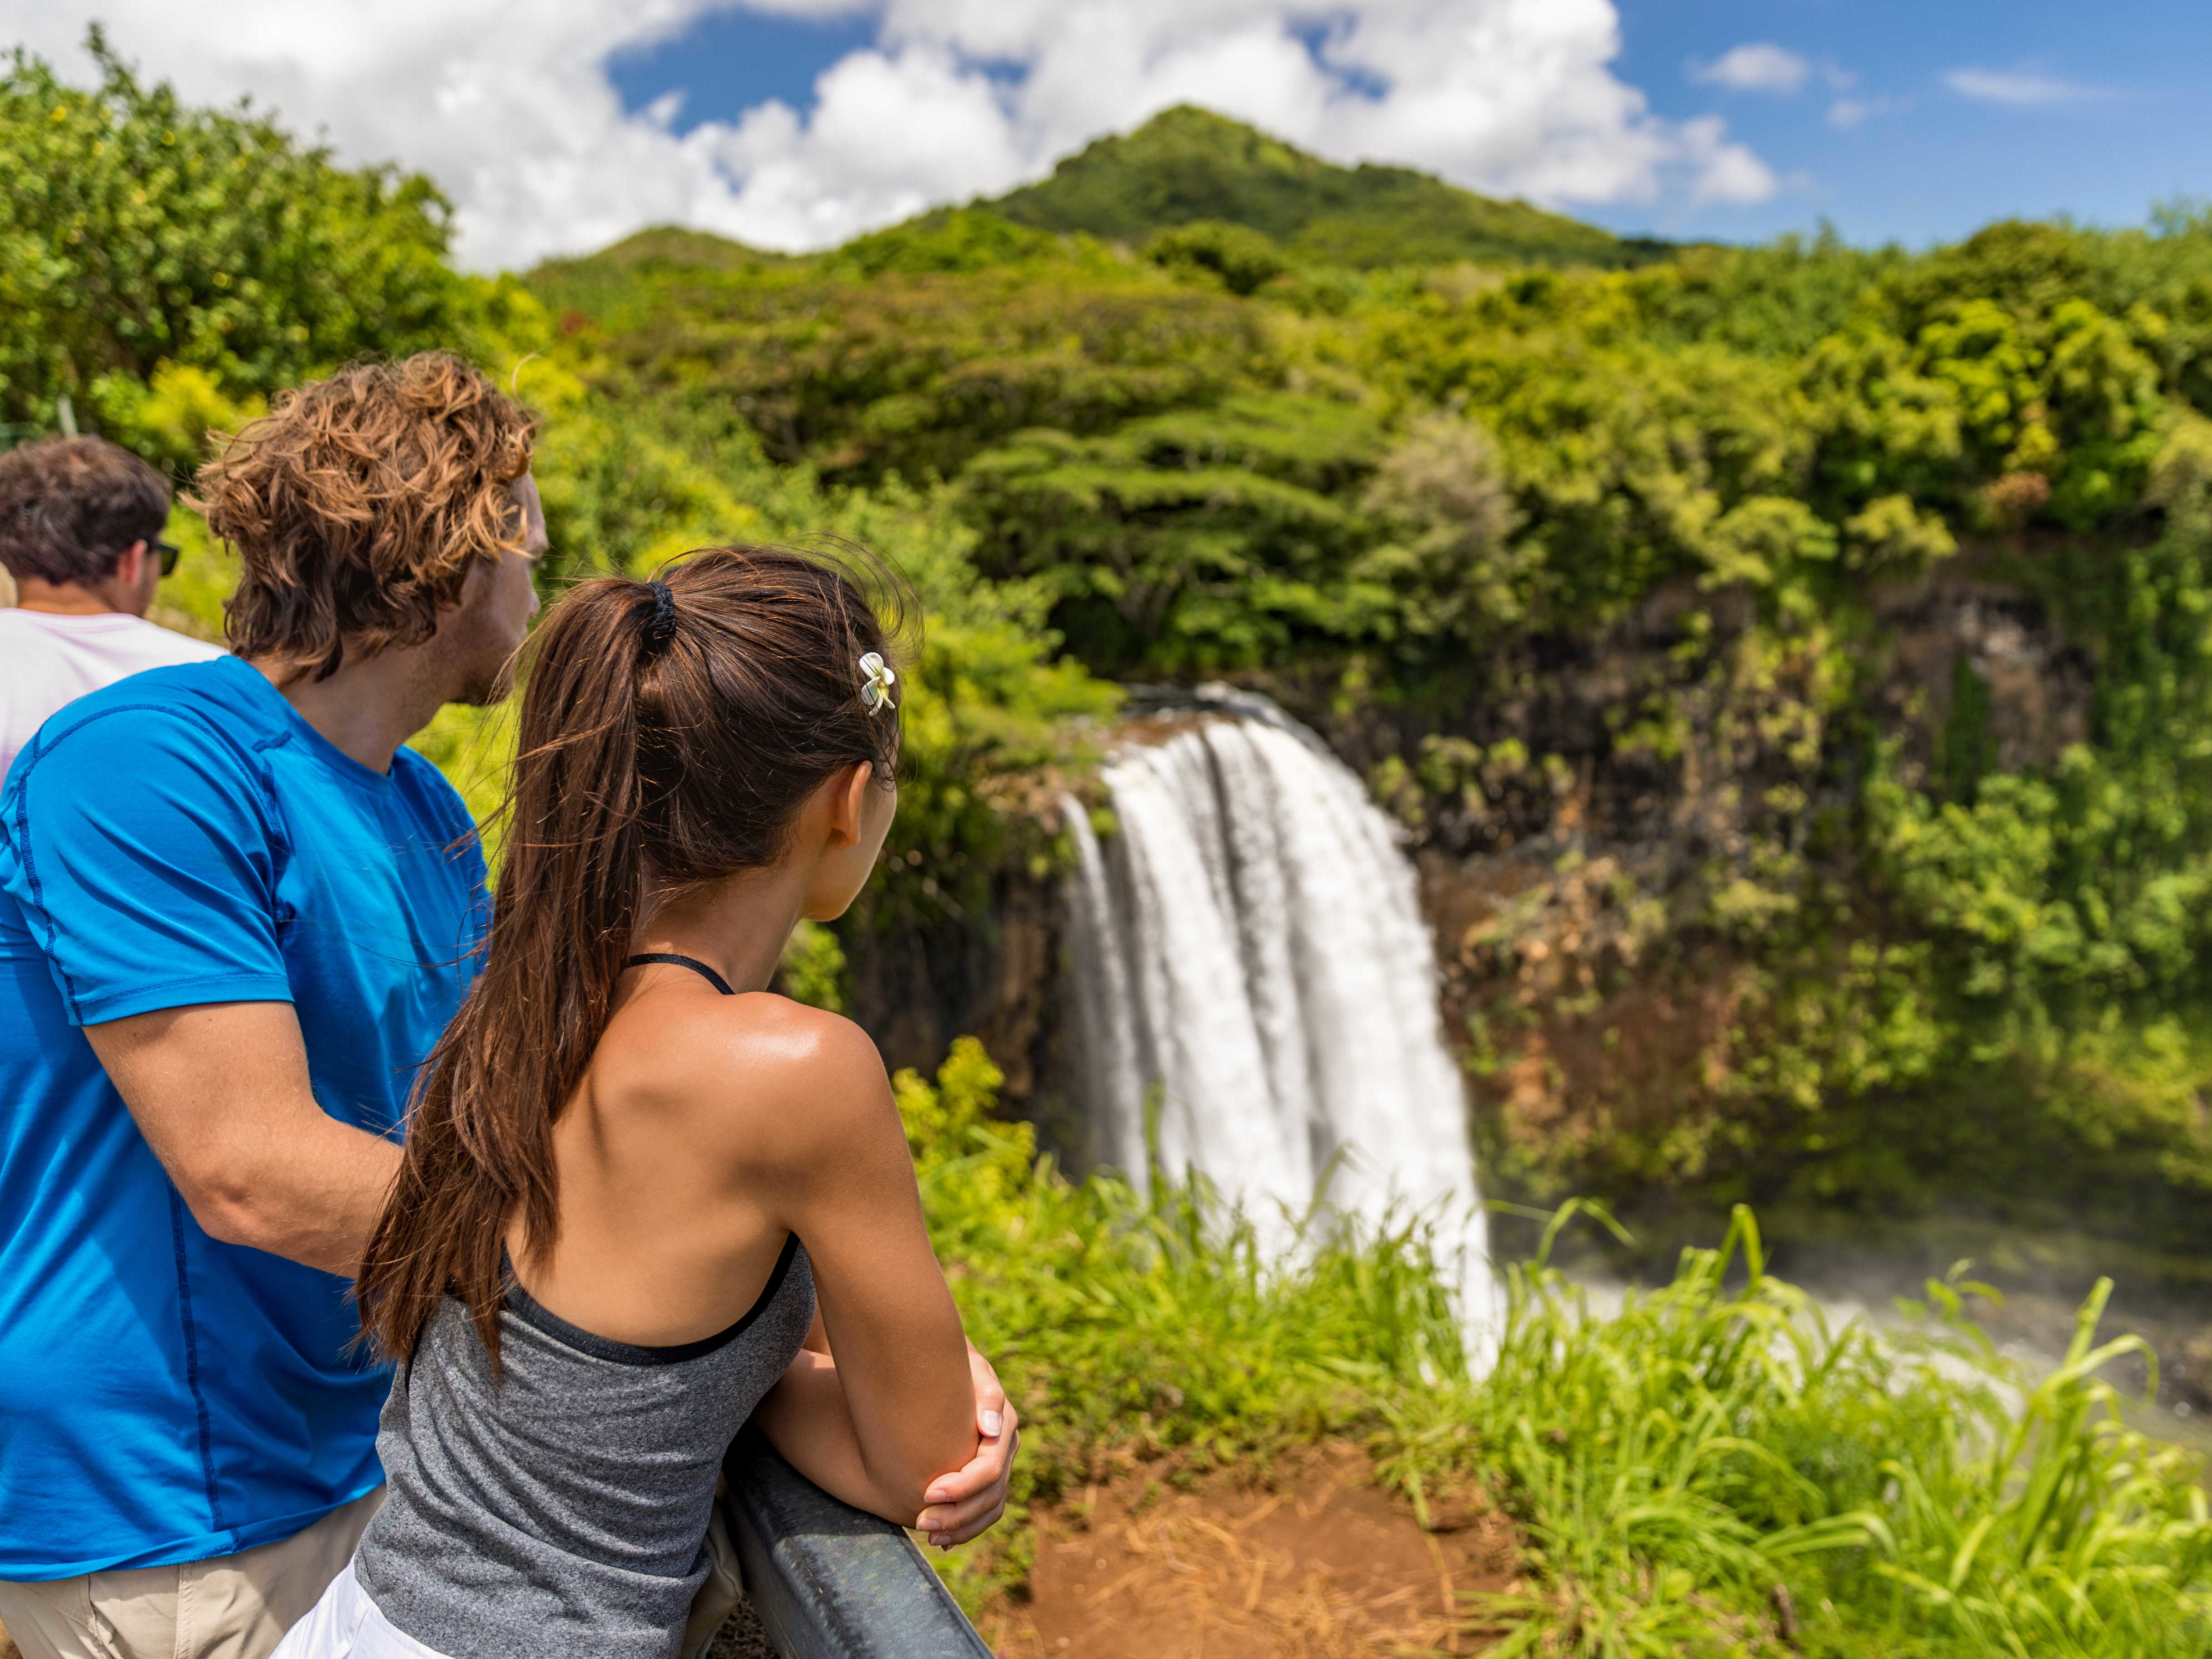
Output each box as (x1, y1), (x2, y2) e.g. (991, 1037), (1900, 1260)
(149, 538), (180, 578)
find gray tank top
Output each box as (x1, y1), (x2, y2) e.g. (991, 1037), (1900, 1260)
(354, 954), (819, 1659)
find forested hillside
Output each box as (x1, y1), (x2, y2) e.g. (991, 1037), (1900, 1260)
(18, 42), (2212, 1655)
(14, 41), (2212, 1260)
(525, 177), (2212, 1266)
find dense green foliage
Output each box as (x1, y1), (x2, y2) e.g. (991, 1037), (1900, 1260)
(529, 231), (1270, 489)
(0, 31), (484, 468)
(526, 188), (2212, 1254)
(1393, 223), (2212, 1233)
(905, 1042), (2212, 1655)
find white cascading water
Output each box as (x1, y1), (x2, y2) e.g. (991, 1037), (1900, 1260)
(1061, 686), (1493, 1323)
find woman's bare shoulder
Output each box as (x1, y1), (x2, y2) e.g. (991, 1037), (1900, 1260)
(596, 990), (898, 1162)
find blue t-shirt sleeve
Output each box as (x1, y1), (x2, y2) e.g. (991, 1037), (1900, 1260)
(5, 707), (291, 1025)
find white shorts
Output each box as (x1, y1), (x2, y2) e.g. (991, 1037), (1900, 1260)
(267, 1502), (741, 1659)
(269, 1563), (455, 1659)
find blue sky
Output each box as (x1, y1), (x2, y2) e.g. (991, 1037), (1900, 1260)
(607, 10), (881, 133)
(606, 0), (2212, 251)
(1609, 0), (2212, 244)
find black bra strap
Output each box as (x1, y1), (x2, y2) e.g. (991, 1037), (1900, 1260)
(501, 1234), (802, 1367)
(623, 952), (736, 996)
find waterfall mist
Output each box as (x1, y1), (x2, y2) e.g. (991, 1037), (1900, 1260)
(1062, 688), (1493, 1314)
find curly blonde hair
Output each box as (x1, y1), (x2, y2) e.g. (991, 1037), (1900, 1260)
(194, 352), (539, 679)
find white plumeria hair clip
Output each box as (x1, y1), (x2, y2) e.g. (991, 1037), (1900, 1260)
(858, 651), (898, 714)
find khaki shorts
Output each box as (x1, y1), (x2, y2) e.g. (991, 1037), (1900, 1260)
(683, 1500), (744, 1659)
(0, 1488), (742, 1659)
(0, 1490), (382, 1659)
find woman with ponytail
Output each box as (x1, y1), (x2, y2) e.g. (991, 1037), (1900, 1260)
(276, 547), (1011, 1659)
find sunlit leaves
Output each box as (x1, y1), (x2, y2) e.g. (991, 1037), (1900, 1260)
(0, 33), (469, 442)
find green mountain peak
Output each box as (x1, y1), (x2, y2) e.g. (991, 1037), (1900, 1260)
(549, 223), (781, 274)
(981, 103), (1668, 270)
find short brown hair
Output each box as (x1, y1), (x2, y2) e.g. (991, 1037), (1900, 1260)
(0, 436), (171, 585)
(193, 352), (538, 679)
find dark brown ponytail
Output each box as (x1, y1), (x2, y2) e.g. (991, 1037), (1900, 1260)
(358, 544), (911, 1367)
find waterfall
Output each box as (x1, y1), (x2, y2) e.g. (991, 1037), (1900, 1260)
(1061, 686), (1493, 1311)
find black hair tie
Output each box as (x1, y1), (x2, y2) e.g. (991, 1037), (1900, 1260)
(641, 580), (677, 655)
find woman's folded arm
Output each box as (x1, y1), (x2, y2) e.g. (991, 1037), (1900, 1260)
(734, 1011), (977, 1523)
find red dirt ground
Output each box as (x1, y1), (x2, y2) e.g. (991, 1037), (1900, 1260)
(980, 1442), (1519, 1659)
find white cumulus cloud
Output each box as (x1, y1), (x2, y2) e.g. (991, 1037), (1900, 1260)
(1943, 66), (2108, 108)
(8, 0), (1779, 269)
(1689, 42), (1812, 96)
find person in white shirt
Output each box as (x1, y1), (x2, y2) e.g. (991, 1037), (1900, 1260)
(0, 436), (224, 783)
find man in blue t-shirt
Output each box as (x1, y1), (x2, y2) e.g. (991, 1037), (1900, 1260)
(0, 353), (544, 1659)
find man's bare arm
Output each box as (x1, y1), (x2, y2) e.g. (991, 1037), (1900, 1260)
(84, 1001), (402, 1276)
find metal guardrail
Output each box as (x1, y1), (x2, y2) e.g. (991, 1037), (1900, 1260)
(721, 1425), (995, 1659)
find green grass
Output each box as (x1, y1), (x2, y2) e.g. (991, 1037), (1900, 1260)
(900, 1039), (1477, 1607)
(1427, 1206), (2212, 1656)
(902, 1042), (2212, 1654)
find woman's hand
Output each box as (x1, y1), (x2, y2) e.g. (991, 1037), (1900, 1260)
(915, 1341), (1020, 1548)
